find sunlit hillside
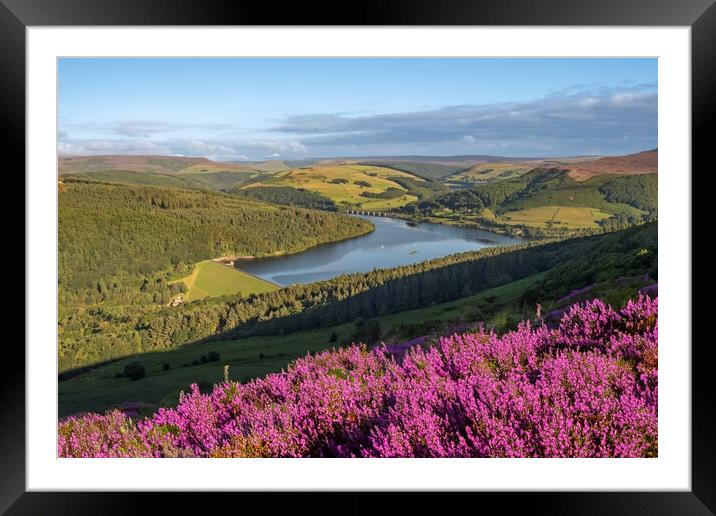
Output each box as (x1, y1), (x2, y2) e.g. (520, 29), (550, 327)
(242, 164), (424, 210)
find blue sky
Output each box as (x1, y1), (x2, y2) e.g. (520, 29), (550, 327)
(58, 58), (657, 161)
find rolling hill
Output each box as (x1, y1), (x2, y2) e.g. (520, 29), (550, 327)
(58, 221), (657, 418)
(58, 155), (266, 191)
(59, 154), (259, 175)
(402, 153), (657, 237)
(446, 156), (598, 184)
(240, 164), (427, 210)
(564, 149), (658, 181)
(58, 179), (373, 308)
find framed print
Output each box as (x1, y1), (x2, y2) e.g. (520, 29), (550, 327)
(4, 0), (713, 513)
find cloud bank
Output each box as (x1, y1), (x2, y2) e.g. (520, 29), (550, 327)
(59, 85), (657, 160)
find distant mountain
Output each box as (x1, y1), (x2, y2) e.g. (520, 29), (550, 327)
(58, 155), (258, 176)
(565, 149), (657, 181)
(322, 154), (544, 164)
(58, 155), (269, 191)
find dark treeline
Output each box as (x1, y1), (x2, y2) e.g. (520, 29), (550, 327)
(59, 222), (656, 373)
(59, 180), (372, 306)
(389, 176), (450, 200)
(230, 185), (338, 211)
(358, 161), (469, 180)
(360, 187), (405, 199)
(401, 168), (560, 216)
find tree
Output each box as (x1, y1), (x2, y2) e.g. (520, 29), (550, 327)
(123, 361), (145, 381)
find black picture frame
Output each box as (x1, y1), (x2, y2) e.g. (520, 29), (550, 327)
(3, 0), (711, 513)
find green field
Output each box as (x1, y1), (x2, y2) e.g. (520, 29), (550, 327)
(244, 165), (421, 210)
(501, 205), (613, 229)
(177, 260), (279, 301)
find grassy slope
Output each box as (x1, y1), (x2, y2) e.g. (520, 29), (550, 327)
(244, 165), (422, 210)
(178, 171), (256, 190)
(58, 275), (540, 417)
(423, 170), (651, 234)
(450, 162), (534, 182)
(357, 161), (468, 180)
(502, 174), (646, 218)
(59, 155), (259, 176)
(61, 170), (209, 190)
(179, 260), (278, 301)
(448, 157), (598, 184)
(61, 169), (255, 192)
(501, 206), (614, 229)
(58, 265), (652, 418)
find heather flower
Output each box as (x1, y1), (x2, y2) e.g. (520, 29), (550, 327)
(58, 296), (658, 458)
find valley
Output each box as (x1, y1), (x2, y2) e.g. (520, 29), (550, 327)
(54, 57), (663, 460)
(57, 149), (658, 420)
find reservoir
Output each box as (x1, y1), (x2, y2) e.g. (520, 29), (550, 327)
(235, 216), (523, 286)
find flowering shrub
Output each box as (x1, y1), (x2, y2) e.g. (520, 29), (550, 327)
(58, 296), (657, 458)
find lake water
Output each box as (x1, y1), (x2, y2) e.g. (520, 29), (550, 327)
(235, 216), (523, 286)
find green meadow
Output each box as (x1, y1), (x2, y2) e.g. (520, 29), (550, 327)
(178, 260), (278, 301)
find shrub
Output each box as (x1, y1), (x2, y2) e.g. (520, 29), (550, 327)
(200, 355), (209, 364)
(163, 363), (170, 371)
(208, 351), (220, 362)
(123, 361), (145, 381)
(58, 296), (658, 458)
(328, 331), (338, 343)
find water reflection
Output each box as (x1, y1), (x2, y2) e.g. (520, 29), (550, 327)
(235, 216), (522, 286)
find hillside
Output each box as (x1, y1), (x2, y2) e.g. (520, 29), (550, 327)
(447, 156), (596, 184)
(58, 263), (656, 418)
(58, 221), (656, 376)
(59, 154), (258, 175)
(241, 164), (427, 210)
(230, 185), (339, 211)
(357, 160), (470, 180)
(59, 294), (658, 458)
(403, 163), (657, 237)
(58, 179), (373, 308)
(59, 155), (267, 192)
(565, 149), (658, 181)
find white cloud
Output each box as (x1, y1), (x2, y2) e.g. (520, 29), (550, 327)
(58, 135), (308, 161)
(58, 84), (657, 159)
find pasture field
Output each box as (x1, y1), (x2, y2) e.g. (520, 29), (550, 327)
(178, 260), (279, 301)
(500, 205), (613, 229)
(243, 164), (422, 210)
